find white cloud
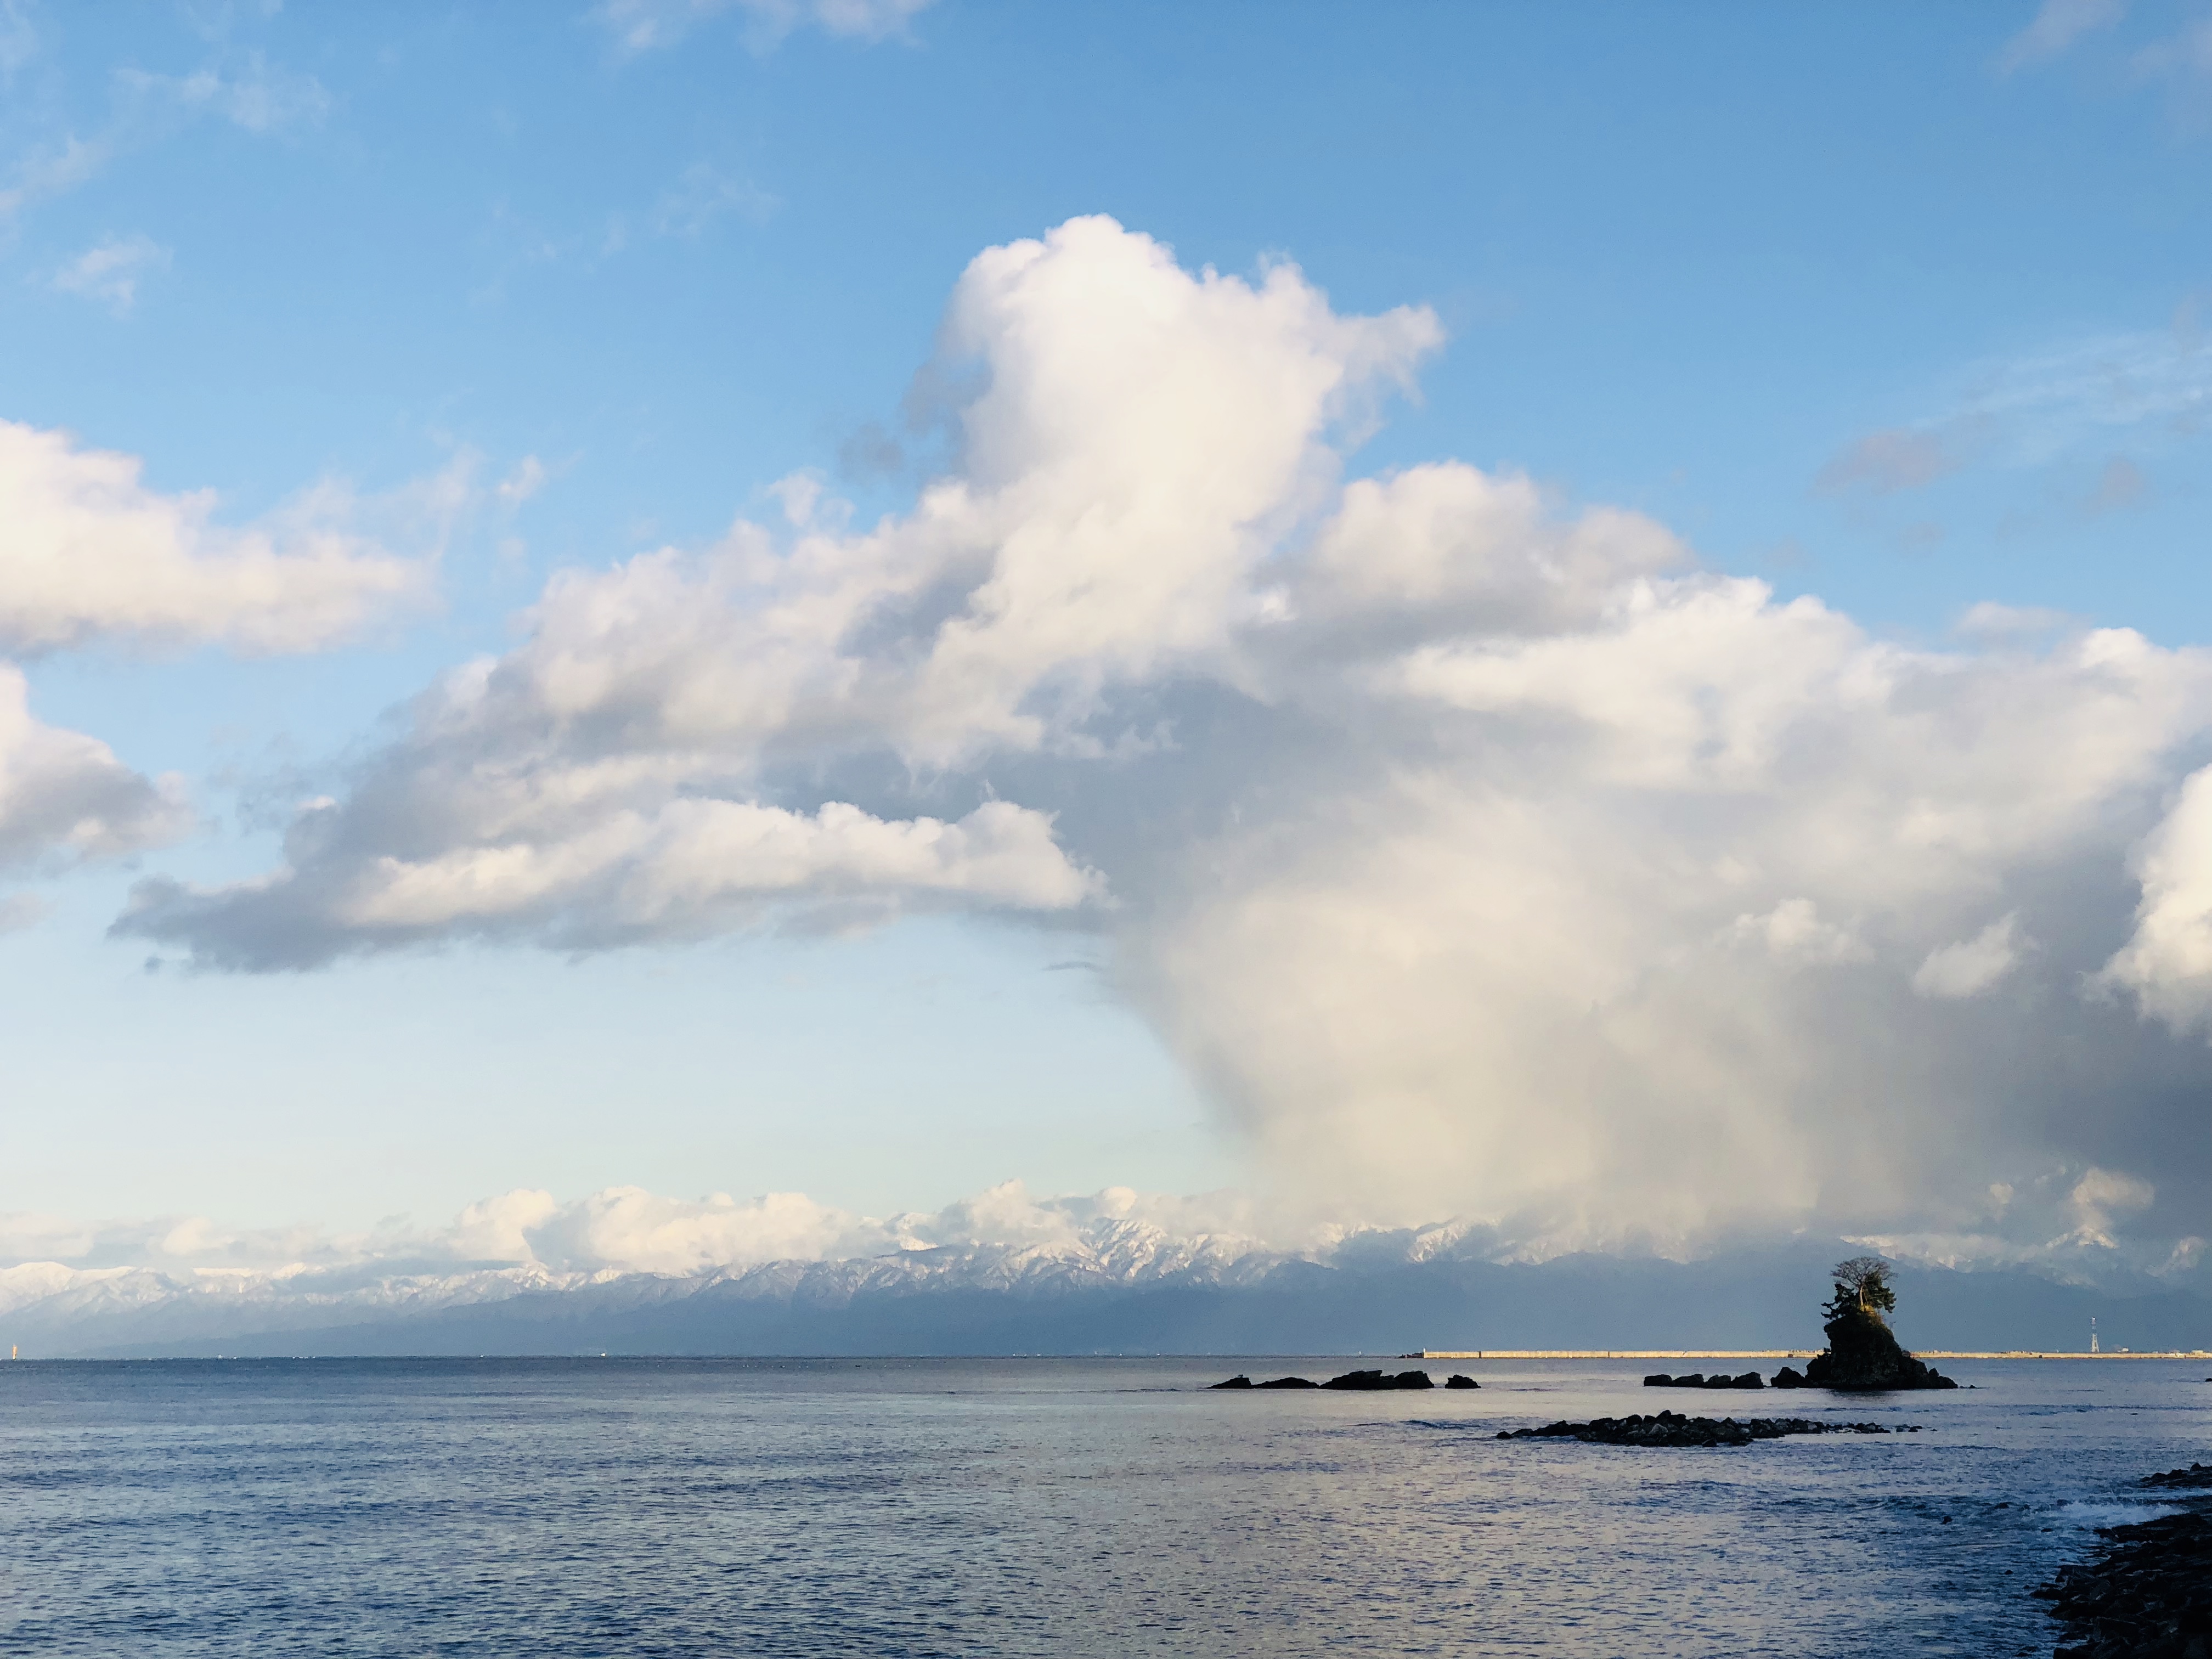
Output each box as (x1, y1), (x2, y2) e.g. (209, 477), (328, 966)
(117, 216), (1438, 964)
(1727, 899), (1871, 966)
(49, 233), (170, 315)
(1913, 914), (2026, 999)
(4, 1176), (2197, 1329)
(0, 1178), (1290, 1285)
(112, 217), (2209, 1255)
(465, 1186), (877, 1274)
(2068, 1165), (2154, 1239)
(1815, 326), (2212, 510)
(0, 0), (36, 78)
(651, 162), (777, 235)
(0, 419), (446, 873)
(2131, 14), (2212, 83)
(598, 0), (933, 53)
(122, 798), (1098, 963)
(1815, 426), (1963, 495)
(2096, 765), (2212, 1033)
(495, 456), (548, 506)
(1300, 461), (1685, 627)
(1957, 601), (2074, 639)
(0, 46), (326, 230)
(116, 53), (332, 134)
(0, 665), (190, 867)
(0, 135), (109, 221)
(1997, 0), (2128, 74)
(0, 419), (435, 655)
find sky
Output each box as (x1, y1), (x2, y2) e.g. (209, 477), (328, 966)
(2, 0), (2210, 1281)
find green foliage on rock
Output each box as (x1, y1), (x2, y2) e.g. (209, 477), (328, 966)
(1821, 1255), (1898, 1321)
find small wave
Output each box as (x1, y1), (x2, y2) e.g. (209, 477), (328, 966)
(2053, 1500), (2179, 1527)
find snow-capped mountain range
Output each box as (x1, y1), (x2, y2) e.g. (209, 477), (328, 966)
(3, 1180), (2205, 1358)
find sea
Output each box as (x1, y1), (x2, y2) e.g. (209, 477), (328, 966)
(0, 1355), (2203, 1657)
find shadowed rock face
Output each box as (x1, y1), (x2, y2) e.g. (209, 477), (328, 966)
(2036, 1488), (2212, 1658)
(1802, 1307), (1957, 1391)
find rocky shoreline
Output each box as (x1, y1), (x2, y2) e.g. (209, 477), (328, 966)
(1497, 1410), (1920, 1448)
(2036, 1468), (2212, 1658)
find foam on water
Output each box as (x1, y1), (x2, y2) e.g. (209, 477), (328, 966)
(2052, 1499), (2180, 1527)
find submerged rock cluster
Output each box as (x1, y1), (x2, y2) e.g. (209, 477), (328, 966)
(1497, 1410), (1917, 1448)
(1643, 1370), (1763, 1390)
(2036, 1475), (2212, 1658)
(1211, 1368), (1474, 1391)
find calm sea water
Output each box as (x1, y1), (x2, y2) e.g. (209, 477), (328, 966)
(0, 1355), (2204, 1657)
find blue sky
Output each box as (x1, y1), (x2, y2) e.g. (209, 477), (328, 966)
(2, 0), (2209, 1259)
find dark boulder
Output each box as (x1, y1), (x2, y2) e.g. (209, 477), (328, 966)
(1209, 1374), (1254, 1389)
(1320, 1368), (1434, 1391)
(1770, 1366), (1807, 1389)
(1444, 1374), (1480, 1390)
(1802, 1307), (1957, 1391)
(2142, 1462), (2212, 1490)
(1254, 1376), (1319, 1389)
(1643, 1373), (1674, 1386)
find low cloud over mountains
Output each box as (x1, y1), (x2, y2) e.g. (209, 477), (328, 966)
(2, 1177), (2203, 1359)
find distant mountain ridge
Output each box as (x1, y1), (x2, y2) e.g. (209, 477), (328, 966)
(5, 1215), (2205, 1359)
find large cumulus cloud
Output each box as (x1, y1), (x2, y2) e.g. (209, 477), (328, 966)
(112, 216), (2212, 1257)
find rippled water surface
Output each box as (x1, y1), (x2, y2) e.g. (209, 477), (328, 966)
(1, 1356), (2205, 1656)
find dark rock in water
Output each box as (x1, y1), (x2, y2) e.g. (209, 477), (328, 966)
(1643, 1370), (1760, 1389)
(1496, 1410), (1910, 1448)
(2142, 1462), (2212, 1490)
(1714, 1372), (1763, 1389)
(1802, 1307), (1957, 1391)
(1770, 1366), (1807, 1389)
(1643, 1373), (1673, 1386)
(1444, 1374), (1480, 1390)
(2036, 1506), (2212, 1657)
(1254, 1376), (1319, 1389)
(1210, 1374), (1254, 1389)
(1320, 1368), (1434, 1391)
